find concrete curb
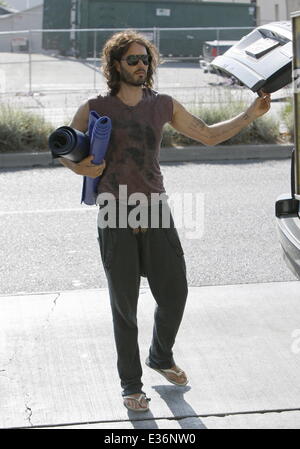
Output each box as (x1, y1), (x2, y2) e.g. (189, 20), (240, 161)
(159, 144), (293, 162)
(0, 144), (293, 169)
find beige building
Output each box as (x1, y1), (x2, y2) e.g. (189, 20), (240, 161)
(247, 0), (300, 24)
(0, 4), (43, 52)
(202, 0), (251, 3)
(203, 0), (300, 24)
(256, 0), (288, 24)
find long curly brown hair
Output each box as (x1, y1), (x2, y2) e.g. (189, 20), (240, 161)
(101, 30), (160, 95)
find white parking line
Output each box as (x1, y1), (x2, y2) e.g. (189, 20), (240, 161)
(0, 69), (6, 93)
(25, 84), (102, 91)
(0, 207), (97, 216)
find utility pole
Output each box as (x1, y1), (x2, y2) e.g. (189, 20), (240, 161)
(70, 0), (77, 57)
(250, 0), (257, 27)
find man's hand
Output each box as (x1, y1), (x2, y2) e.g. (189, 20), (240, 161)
(75, 155), (106, 178)
(246, 90), (271, 119)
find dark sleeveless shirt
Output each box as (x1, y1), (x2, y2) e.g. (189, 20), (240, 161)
(88, 88), (173, 201)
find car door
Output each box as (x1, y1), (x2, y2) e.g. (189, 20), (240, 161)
(275, 12), (300, 279)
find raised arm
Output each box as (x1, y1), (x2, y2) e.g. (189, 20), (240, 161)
(169, 92), (271, 146)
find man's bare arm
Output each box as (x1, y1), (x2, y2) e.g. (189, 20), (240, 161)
(69, 101), (90, 132)
(170, 94), (271, 146)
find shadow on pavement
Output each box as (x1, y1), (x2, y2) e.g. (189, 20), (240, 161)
(152, 385), (207, 429)
(126, 385), (206, 429)
(126, 408), (160, 429)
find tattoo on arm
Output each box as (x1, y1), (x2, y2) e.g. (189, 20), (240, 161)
(179, 106), (253, 145)
(190, 113), (249, 133)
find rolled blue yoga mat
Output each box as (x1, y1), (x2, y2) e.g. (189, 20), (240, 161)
(48, 111), (111, 205)
(48, 126), (90, 162)
(81, 112), (112, 206)
(88, 110), (99, 139)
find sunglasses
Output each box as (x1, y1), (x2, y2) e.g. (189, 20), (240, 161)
(120, 54), (151, 66)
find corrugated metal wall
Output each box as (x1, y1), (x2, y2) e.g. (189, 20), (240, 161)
(43, 0), (255, 57)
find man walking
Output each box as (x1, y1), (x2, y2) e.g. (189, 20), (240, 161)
(59, 30), (271, 412)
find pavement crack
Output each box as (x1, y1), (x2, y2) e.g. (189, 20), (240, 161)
(46, 292), (60, 323)
(32, 292), (61, 342)
(165, 407), (300, 421)
(25, 403), (33, 426)
(21, 407), (300, 429)
(51, 292), (60, 313)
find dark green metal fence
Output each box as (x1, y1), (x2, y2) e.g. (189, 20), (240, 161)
(42, 0), (256, 58)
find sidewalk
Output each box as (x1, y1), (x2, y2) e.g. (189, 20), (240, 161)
(1, 281), (300, 429)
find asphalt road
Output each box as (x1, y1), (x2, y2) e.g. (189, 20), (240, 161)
(0, 158), (296, 296)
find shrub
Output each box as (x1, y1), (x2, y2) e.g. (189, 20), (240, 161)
(280, 98), (294, 142)
(0, 104), (54, 153)
(0, 99), (287, 153)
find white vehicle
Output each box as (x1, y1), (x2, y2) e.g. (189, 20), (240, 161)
(205, 21), (299, 278)
(211, 21), (292, 93)
(275, 14), (300, 279)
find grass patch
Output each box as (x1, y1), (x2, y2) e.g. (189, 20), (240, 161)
(0, 104), (54, 153)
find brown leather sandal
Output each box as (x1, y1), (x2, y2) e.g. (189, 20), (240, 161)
(145, 357), (188, 386)
(123, 393), (151, 412)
